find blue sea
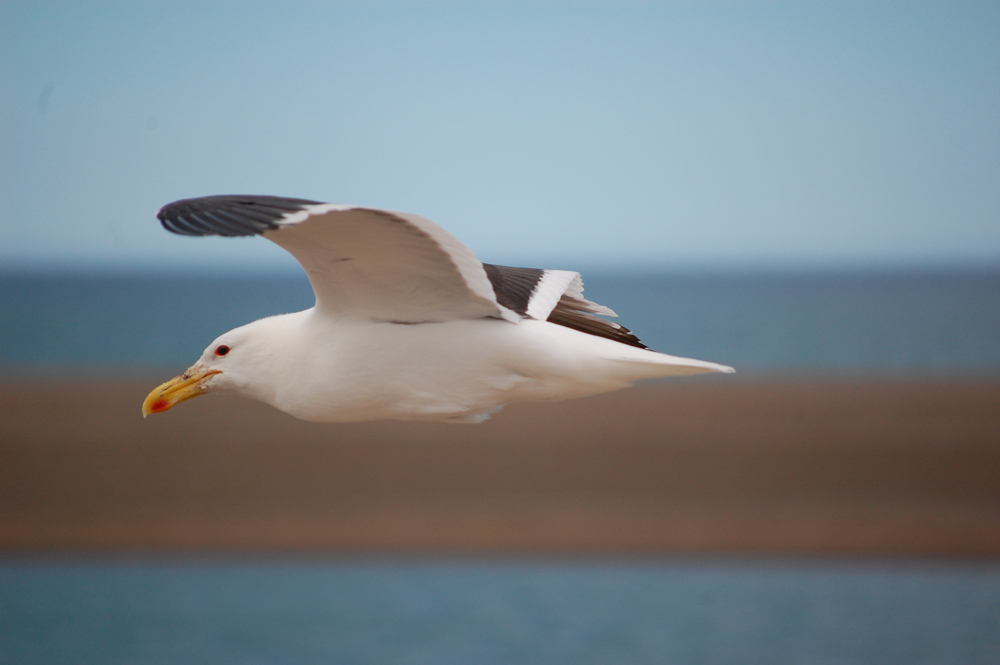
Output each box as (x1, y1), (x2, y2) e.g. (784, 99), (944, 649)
(2, 558), (999, 665)
(1, 268), (999, 371)
(2, 269), (999, 663)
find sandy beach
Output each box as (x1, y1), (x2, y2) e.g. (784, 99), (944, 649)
(1, 376), (998, 556)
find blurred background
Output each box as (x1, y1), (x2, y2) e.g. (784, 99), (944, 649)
(2, 1), (999, 663)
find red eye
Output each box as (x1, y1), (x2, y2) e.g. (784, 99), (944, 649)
(215, 345), (231, 357)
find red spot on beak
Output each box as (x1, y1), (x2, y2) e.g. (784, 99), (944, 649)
(151, 399), (171, 413)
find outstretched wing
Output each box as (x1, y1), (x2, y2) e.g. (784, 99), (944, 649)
(156, 195), (648, 346)
(158, 195), (516, 323)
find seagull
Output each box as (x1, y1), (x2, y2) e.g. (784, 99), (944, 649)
(142, 196), (734, 424)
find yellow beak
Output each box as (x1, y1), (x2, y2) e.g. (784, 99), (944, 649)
(142, 368), (222, 417)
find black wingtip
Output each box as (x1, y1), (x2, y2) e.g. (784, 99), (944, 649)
(156, 195), (324, 237)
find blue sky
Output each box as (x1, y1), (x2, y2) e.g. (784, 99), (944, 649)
(2, 1), (998, 272)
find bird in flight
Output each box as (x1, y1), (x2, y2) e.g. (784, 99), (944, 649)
(142, 196), (733, 424)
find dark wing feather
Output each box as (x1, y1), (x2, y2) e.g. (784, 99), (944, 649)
(481, 264), (544, 315)
(482, 264), (649, 349)
(547, 295), (649, 349)
(158, 195), (322, 236)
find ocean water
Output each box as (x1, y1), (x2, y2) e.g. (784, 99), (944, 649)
(2, 558), (999, 665)
(1, 268), (999, 371)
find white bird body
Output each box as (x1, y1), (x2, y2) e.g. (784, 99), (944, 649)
(201, 310), (730, 424)
(143, 196), (733, 423)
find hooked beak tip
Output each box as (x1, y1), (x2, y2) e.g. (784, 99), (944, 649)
(142, 369), (221, 418)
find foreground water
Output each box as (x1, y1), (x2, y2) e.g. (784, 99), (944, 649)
(1, 558), (998, 665)
(2, 268), (999, 371)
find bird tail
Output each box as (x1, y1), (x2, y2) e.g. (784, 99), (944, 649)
(608, 347), (735, 380)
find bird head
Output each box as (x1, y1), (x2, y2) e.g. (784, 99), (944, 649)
(141, 322), (262, 417)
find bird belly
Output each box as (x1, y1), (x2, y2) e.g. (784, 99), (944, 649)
(268, 317), (645, 423)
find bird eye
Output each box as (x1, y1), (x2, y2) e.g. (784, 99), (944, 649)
(215, 345), (231, 357)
